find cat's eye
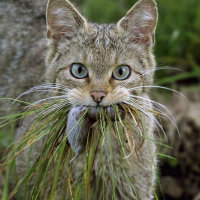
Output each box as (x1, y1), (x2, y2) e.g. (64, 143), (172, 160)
(70, 63), (88, 79)
(112, 65), (130, 80)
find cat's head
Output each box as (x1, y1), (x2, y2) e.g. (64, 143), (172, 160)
(46, 0), (158, 107)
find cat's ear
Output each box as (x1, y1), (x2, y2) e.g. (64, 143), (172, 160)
(46, 0), (88, 41)
(117, 0), (158, 44)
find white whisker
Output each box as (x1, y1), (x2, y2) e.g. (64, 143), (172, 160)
(121, 66), (181, 87)
(129, 94), (175, 120)
(130, 97), (176, 125)
(30, 95), (68, 106)
(12, 83), (69, 108)
(124, 100), (168, 141)
(129, 98), (179, 139)
(128, 85), (187, 100)
(128, 94), (180, 137)
(23, 101), (70, 132)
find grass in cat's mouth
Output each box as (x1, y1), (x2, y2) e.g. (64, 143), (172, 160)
(0, 96), (170, 199)
(86, 105), (125, 121)
(0, 97), (138, 196)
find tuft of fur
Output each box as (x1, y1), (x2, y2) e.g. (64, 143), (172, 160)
(15, 0), (158, 199)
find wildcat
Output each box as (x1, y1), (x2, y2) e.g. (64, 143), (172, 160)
(15, 0), (158, 199)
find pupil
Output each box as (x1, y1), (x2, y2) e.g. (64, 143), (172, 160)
(119, 68), (123, 76)
(78, 66), (82, 74)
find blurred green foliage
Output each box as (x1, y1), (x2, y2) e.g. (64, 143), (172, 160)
(0, 128), (11, 148)
(74, 0), (200, 85)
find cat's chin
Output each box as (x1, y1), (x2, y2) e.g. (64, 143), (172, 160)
(87, 105), (125, 121)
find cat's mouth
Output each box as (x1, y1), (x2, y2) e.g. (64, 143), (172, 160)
(87, 105), (125, 121)
(66, 105), (126, 156)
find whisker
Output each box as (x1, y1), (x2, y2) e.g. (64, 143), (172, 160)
(128, 85), (187, 100)
(128, 94), (180, 137)
(12, 83), (69, 107)
(130, 97), (176, 125)
(23, 101), (70, 133)
(129, 94), (175, 121)
(129, 98), (179, 139)
(125, 100), (168, 141)
(125, 101), (162, 142)
(40, 101), (69, 118)
(135, 99), (175, 124)
(34, 83), (69, 92)
(121, 66), (181, 87)
(30, 95), (68, 107)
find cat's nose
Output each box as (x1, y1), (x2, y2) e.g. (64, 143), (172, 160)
(90, 90), (107, 103)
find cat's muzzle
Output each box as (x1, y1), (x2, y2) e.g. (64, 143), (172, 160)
(87, 106), (115, 121)
(66, 105), (125, 157)
(88, 105), (126, 121)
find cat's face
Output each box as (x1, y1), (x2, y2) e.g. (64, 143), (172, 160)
(46, 0), (158, 107)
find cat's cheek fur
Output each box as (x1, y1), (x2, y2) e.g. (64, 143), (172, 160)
(67, 88), (96, 107)
(100, 87), (130, 106)
(67, 86), (130, 107)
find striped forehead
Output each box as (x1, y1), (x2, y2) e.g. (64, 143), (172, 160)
(85, 24), (119, 77)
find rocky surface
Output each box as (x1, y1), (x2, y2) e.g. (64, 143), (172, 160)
(159, 86), (200, 200)
(0, 0), (47, 116)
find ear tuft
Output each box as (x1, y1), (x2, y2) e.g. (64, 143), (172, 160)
(117, 0), (158, 44)
(46, 0), (87, 41)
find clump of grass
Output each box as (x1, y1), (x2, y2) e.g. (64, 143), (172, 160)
(0, 91), (174, 200)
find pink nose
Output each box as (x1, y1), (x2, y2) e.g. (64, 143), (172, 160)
(90, 91), (107, 103)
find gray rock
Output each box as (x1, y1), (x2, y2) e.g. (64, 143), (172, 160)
(0, 0), (47, 116)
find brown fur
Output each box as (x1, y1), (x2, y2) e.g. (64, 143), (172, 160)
(15, 0), (158, 199)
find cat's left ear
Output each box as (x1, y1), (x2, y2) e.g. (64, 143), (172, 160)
(117, 0), (158, 45)
(46, 0), (88, 41)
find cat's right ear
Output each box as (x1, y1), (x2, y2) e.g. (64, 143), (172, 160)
(46, 0), (88, 41)
(117, 0), (158, 45)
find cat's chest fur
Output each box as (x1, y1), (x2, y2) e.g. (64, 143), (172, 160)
(68, 104), (156, 200)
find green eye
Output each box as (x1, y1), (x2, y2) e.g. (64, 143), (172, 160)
(113, 65), (130, 80)
(70, 63), (88, 79)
